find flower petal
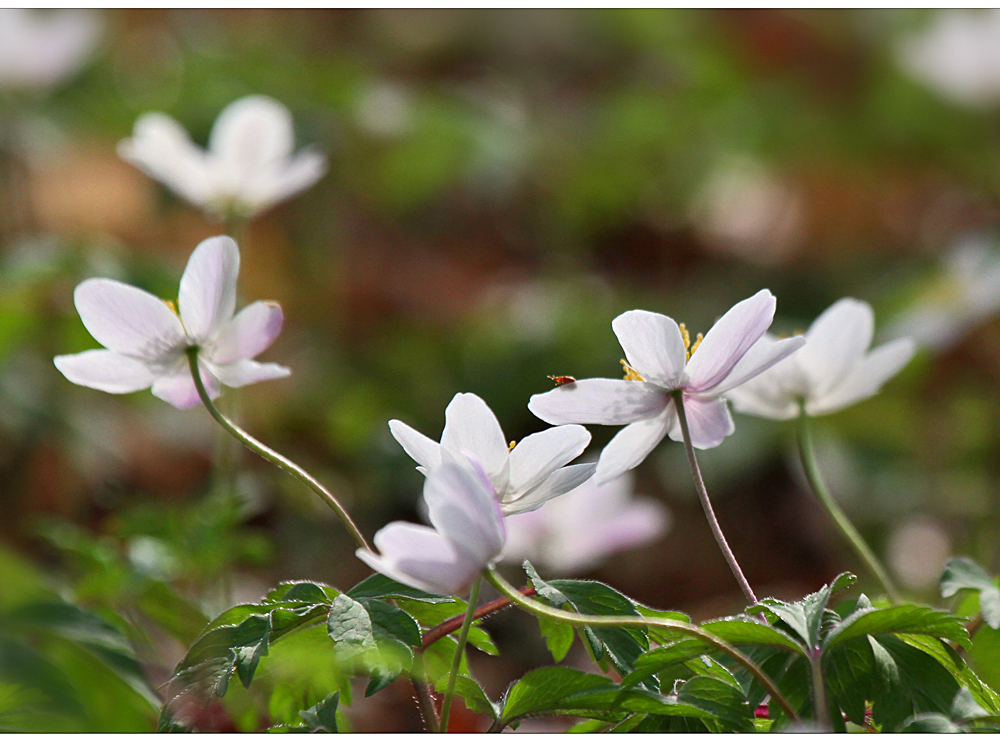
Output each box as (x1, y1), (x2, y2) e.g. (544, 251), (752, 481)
(211, 359), (290, 387)
(440, 393), (510, 494)
(245, 148), (327, 214)
(528, 378), (668, 426)
(708, 334), (806, 395)
(798, 298), (874, 397)
(685, 289), (776, 393)
(725, 371), (801, 420)
(594, 406), (674, 484)
(668, 396), (735, 450)
(54, 349), (158, 393)
(507, 424), (591, 497)
(424, 461), (505, 566)
(806, 338), (916, 416)
(501, 462), (596, 515)
(388, 419), (442, 473)
(612, 309), (687, 388)
(357, 522), (480, 596)
(73, 278), (185, 360)
(549, 498), (669, 574)
(209, 95), (295, 185)
(117, 113), (213, 206)
(150, 362), (220, 409)
(209, 301), (284, 364)
(178, 236), (240, 343)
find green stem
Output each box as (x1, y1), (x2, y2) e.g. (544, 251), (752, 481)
(186, 347), (370, 551)
(796, 409), (900, 604)
(438, 577), (482, 734)
(809, 651), (830, 730)
(483, 568), (798, 721)
(674, 393), (757, 606)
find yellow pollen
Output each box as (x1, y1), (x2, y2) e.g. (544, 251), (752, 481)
(508, 440), (517, 451)
(679, 323), (691, 353)
(621, 359), (645, 382)
(163, 299), (178, 315)
(689, 332), (704, 358)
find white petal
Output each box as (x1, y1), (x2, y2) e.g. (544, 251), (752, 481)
(211, 359), (290, 387)
(594, 407), (674, 484)
(389, 419), (442, 472)
(358, 523), (481, 596)
(209, 95), (295, 186)
(507, 424), (591, 497)
(726, 375), (801, 420)
(150, 362), (220, 409)
(423, 461), (505, 565)
(668, 396), (735, 450)
(178, 236), (240, 343)
(612, 309), (687, 388)
(798, 298), (874, 397)
(117, 113), (213, 206)
(685, 289), (776, 393)
(528, 378), (668, 426)
(708, 334), (806, 395)
(549, 499), (669, 574)
(54, 350), (158, 393)
(209, 301), (284, 364)
(73, 278), (185, 361)
(501, 462), (596, 515)
(440, 393), (510, 494)
(807, 338), (916, 416)
(244, 149), (327, 214)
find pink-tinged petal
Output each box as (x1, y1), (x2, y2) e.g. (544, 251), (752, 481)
(594, 407), (674, 484)
(54, 350), (158, 394)
(685, 289), (777, 393)
(507, 424), (590, 496)
(150, 363), (220, 409)
(798, 298), (874, 397)
(501, 463), (596, 515)
(423, 461), (505, 565)
(209, 300), (284, 364)
(178, 236), (240, 343)
(117, 113), (213, 206)
(440, 393), (510, 494)
(358, 523), (481, 596)
(668, 396), (735, 450)
(612, 310), (688, 388)
(74, 278), (185, 360)
(528, 378), (668, 426)
(551, 499), (670, 573)
(708, 334), (806, 395)
(389, 419), (442, 472)
(807, 338), (916, 416)
(211, 359), (290, 387)
(209, 95), (295, 184)
(246, 149), (327, 214)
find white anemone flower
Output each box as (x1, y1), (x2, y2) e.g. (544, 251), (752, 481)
(501, 472), (669, 575)
(357, 458), (505, 596)
(0, 9), (102, 91)
(727, 298), (916, 420)
(54, 235), (290, 409)
(389, 392), (595, 516)
(118, 95), (327, 221)
(528, 290), (805, 484)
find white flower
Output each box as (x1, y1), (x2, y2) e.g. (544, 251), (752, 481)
(0, 9), (102, 91)
(884, 238), (1000, 352)
(727, 298), (915, 420)
(117, 95), (327, 221)
(896, 10), (1000, 107)
(501, 472), (669, 575)
(356, 459), (506, 596)
(389, 392), (595, 516)
(528, 290), (805, 484)
(54, 235), (290, 409)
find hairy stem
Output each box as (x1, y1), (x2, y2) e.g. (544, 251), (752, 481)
(421, 586), (536, 651)
(410, 668), (440, 734)
(809, 651), (830, 730)
(796, 409), (900, 604)
(483, 568), (798, 721)
(673, 393), (757, 606)
(186, 347), (370, 551)
(438, 577), (482, 733)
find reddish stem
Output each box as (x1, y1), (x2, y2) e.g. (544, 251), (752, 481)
(420, 586), (536, 650)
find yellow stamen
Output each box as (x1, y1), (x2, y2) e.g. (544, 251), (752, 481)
(163, 299), (178, 315)
(508, 440), (517, 451)
(689, 332), (704, 358)
(621, 359), (645, 382)
(679, 323), (691, 354)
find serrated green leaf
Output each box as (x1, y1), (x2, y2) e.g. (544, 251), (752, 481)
(433, 674), (497, 718)
(635, 604), (691, 644)
(674, 675), (754, 733)
(621, 638), (709, 689)
(327, 594), (376, 657)
(700, 616), (807, 655)
(869, 635), (960, 732)
(538, 615), (574, 663)
(347, 574), (452, 603)
(899, 633), (1000, 715)
(359, 599), (421, 647)
(298, 691), (339, 732)
(941, 558), (1000, 630)
(501, 667), (616, 723)
(824, 637), (876, 725)
(823, 604), (970, 651)
(951, 686), (990, 723)
(235, 613), (270, 688)
(750, 574), (855, 651)
(269, 581), (335, 605)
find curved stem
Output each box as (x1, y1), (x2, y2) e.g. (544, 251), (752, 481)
(421, 586), (536, 651)
(438, 577), (482, 734)
(674, 393), (757, 606)
(796, 409), (900, 604)
(186, 347), (370, 551)
(483, 568), (798, 721)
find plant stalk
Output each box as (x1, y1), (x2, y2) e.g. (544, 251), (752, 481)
(809, 650), (830, 730)
(438, 577), (482, 733)
(186, 347), (370, 551)
(421, 586), (536, 651)
(673, 392), (757, 607)
(796, 409), (900, 604)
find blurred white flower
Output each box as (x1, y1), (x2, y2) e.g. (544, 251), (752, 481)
(886, 515), (952, 591)
(528, 290), (805, 483)
(357, 459), (506, 596)
(390, 392), (595, 515)
(118, 95), (327, 220)
(0, 9), (102, 91)
(884, 238), (1000, 351)
(54, 235), (290, 409)
(501, 472), (669, 575)
(897, 10), (1000, 106)
(728, 298), (915, 420)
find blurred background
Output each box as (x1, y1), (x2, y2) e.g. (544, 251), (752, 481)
(4, 8), (1000, 732)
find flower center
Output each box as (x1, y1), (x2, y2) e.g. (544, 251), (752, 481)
(679, 322), (703, 361)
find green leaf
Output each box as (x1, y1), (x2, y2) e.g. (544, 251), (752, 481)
(674, 675), (754, 733)
(297, 691), (339, 732)
(433, 674), (497, 718)
(868, 635), (960, 732)
(824, 637), (876, 725)
(634, 604), (690, 644)
(899, 633), (1000, 716)
(501, 667), (616, 723)
(327, 594), (375, 654)
(896, 713), (961, 733)
(538, 615), (574, 663)
(751, 574), (854, 650)
(621, 638), (710, 689)
(347, 574), (453, 603)
(359, 599), (421, 648)
(235, 614), (270, 688)
(951, 686), (991, 723)
(823, 604), (970, 651)
(700, 616), (807, 655)
(941, 557), (1000, 630)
